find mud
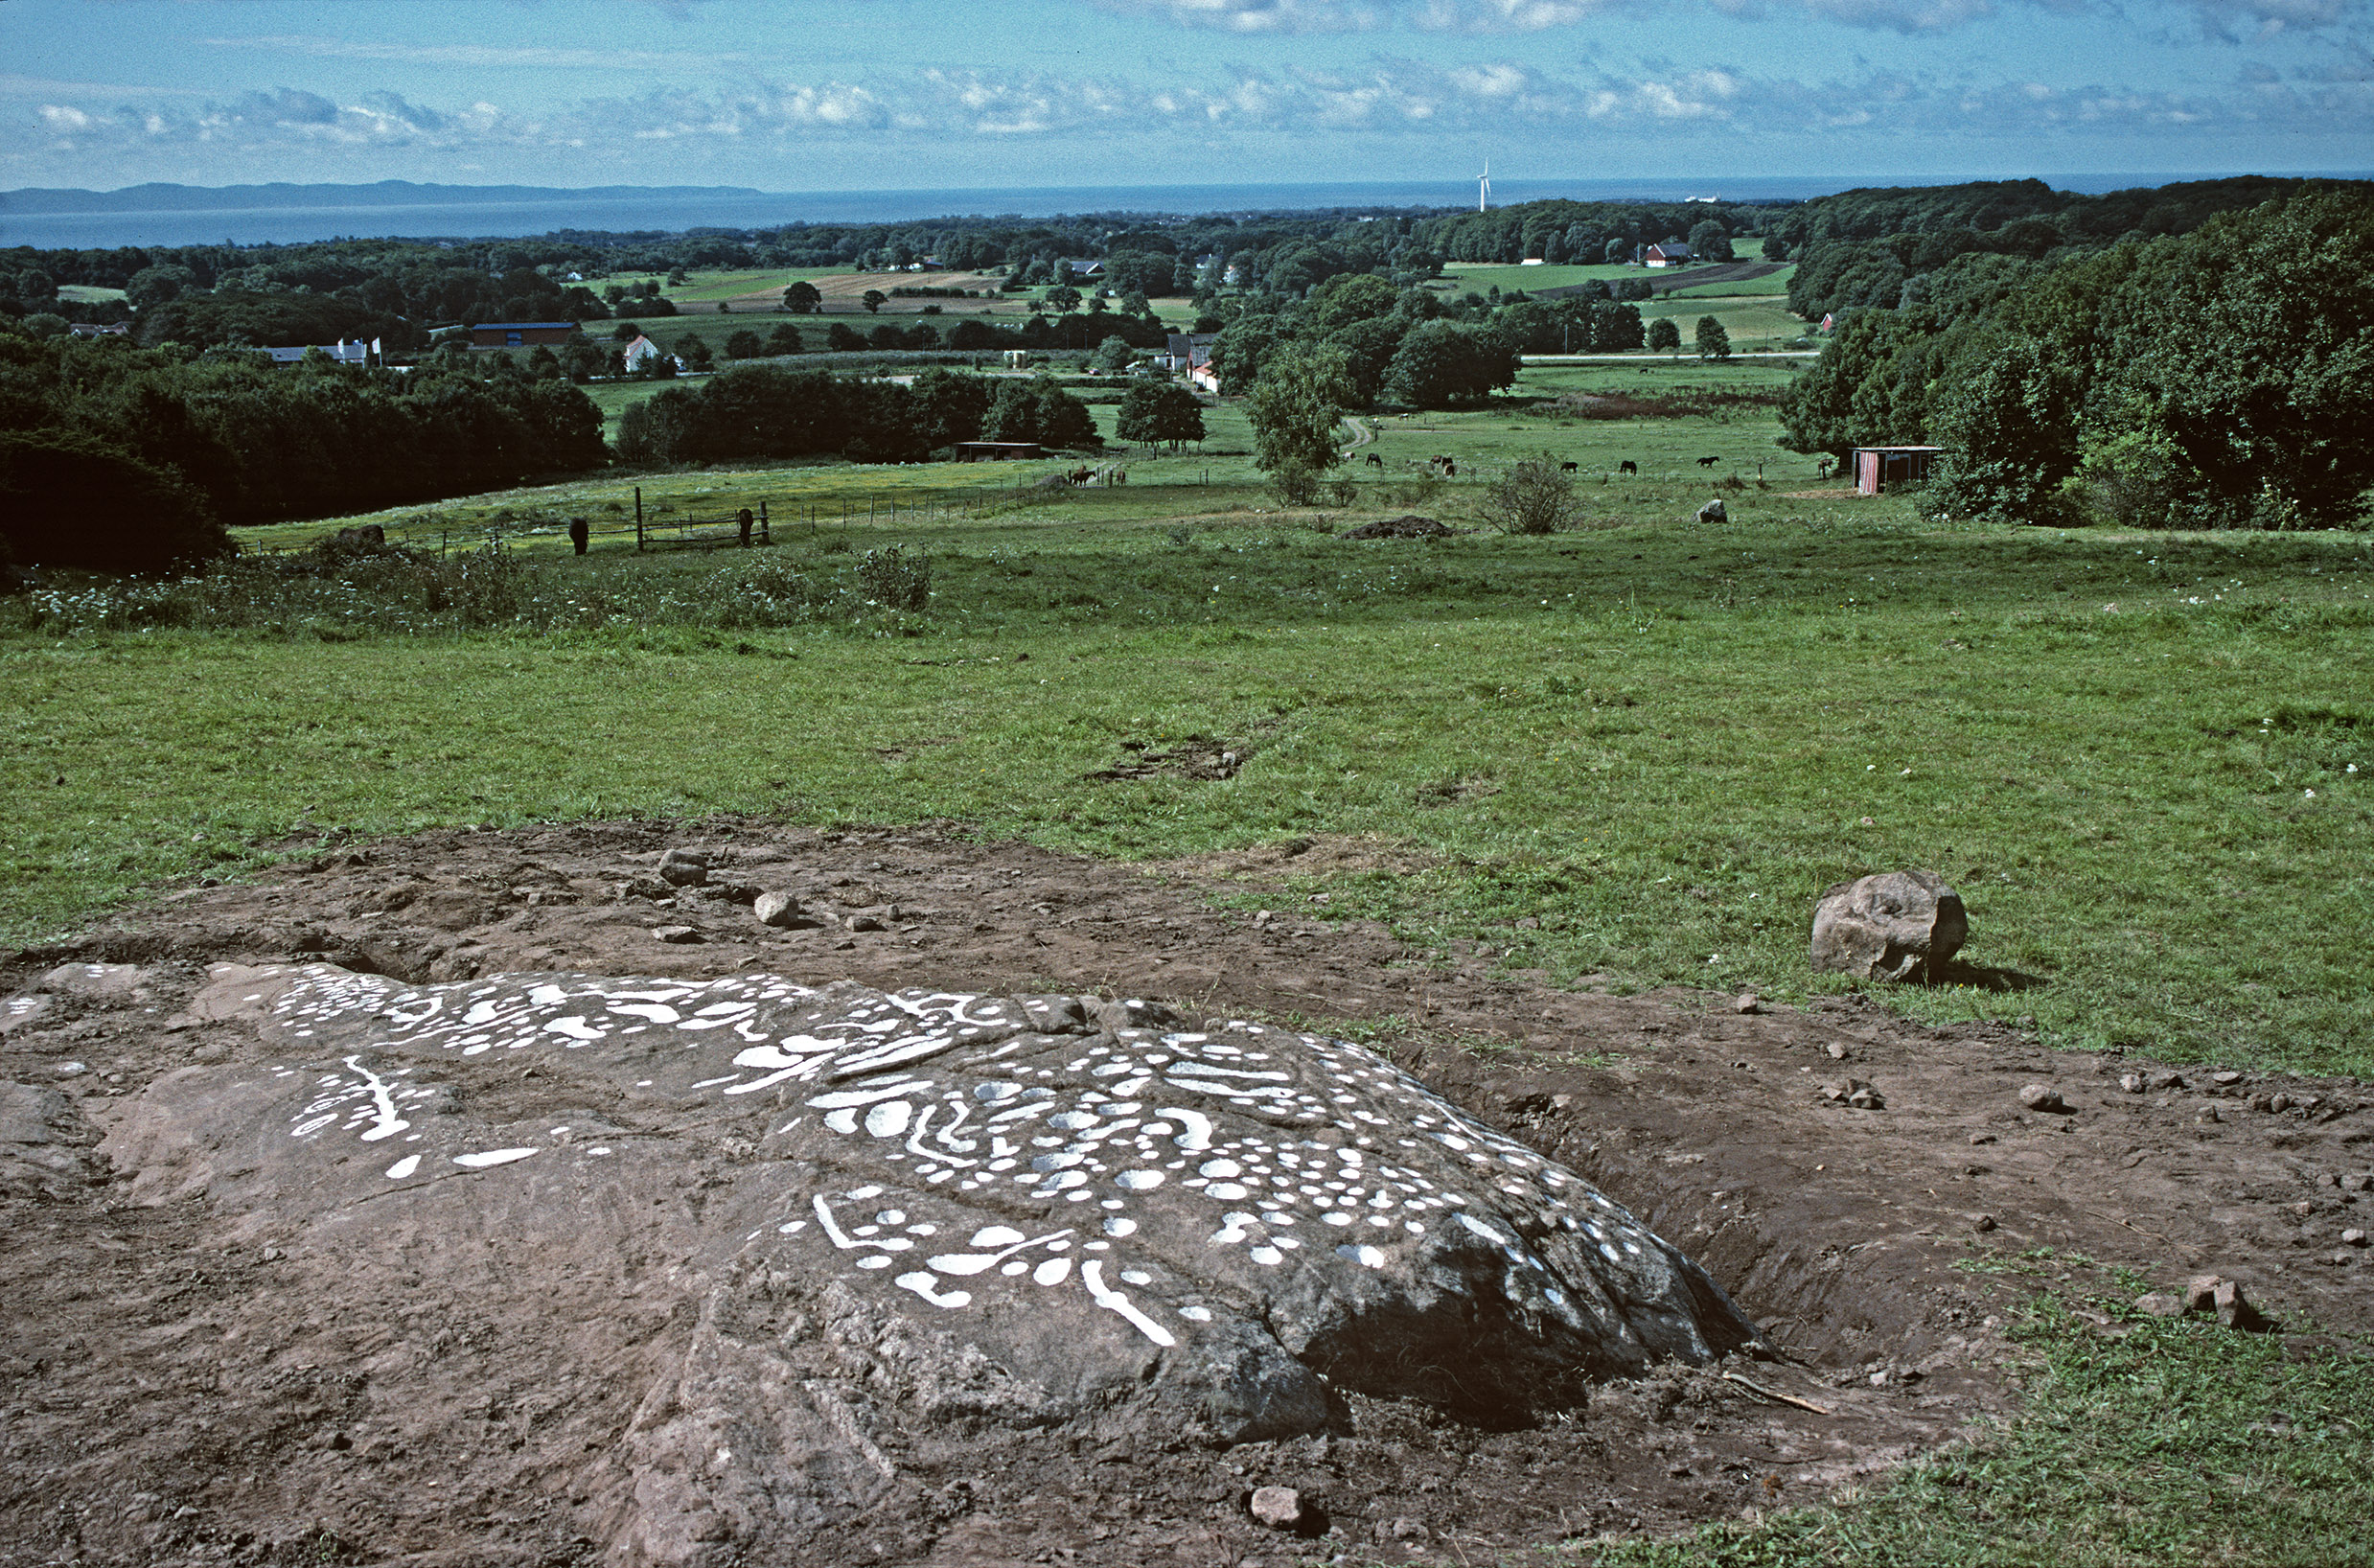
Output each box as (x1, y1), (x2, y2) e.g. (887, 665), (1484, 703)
(5, 816), (2369, 1567)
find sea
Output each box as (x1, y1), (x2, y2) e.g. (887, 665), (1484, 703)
(6, 173), (2343, 251)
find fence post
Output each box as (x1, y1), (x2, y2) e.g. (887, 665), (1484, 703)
(759, 501), (770, 543)
(634, 487), (644, 552)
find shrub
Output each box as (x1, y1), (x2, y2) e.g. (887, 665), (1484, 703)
(0, 429), (230, 574)
(1483, 452), (1578, 535)
(856, 545), (931, 611)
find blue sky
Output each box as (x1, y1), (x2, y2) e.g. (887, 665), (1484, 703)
(3, 0), (2368, 192)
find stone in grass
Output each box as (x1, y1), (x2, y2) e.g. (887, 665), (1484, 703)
(2182, 1275), (2268, 1330)
(1809, 871), (1967, 982)
(1249, 1487), (1306, 1531)
(2018, 1083), (2070, 1114)
(1697, 498), (1727, 523)
(657, 848), (709, 888)
(2135, 1292), (2183, 1317)
(752, 891), (804, 928)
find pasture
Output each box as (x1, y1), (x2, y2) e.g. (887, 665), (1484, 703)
(6, 346), (2372, 1568)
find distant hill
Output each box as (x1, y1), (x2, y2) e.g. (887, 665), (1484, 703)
(0, 181), (778, 215)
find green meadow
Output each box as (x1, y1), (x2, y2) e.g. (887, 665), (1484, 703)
(5, 349), (2372, 1568)
(7, 355), (2369, 1080)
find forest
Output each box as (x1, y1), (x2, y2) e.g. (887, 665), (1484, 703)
(1781, 186), (2374, 529)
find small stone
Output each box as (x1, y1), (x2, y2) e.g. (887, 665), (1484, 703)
(323, 1430), (352, 1451)
(2268, 1093), (2292, 1114)
(2342, 1229), (2368, 1247)
(2197, 1105), (2224, 1124)
(2250, 1094), (2275, 1114)
(1733, 994), (1763, 1015)
(2346, 1174), (2374, 1193)
(1248, 1486), (1304, 1531)
(2119, 1073), (2147, 1094)
(2017, 1083), (2068, 1114)
(752, 891), (803, 928)
(1697, 498), (1728, 523)
(2211, 1070), (2244, 1087)
(2147, 1070), (2186, 1091)
(1968, 1132), (1995, 1145)
(845, 913), (886, 933)
(1823, 1042), (1851, 1061)
(1390, 1517), (1429, 1541)
(2135, 1293), (2183, 1318)
(657, 848), (710, 888)
(261, 1246), (284, 1261)
(2292, 1201), (2315, 1217)
(1972, 1213), (1996, 1233)
(2212, 1279), (2266, 1330)
(652, 925), (700, 944)
(1847, 1083), (1885, 1111)
(2181, 1275), (2224, 1313)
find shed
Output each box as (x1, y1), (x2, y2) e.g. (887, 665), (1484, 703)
(471, 321), (576, 348)
(1853, 446), (1942, 495)
(955, 442), (1043, 462)
(1645, 243), (1694, 268)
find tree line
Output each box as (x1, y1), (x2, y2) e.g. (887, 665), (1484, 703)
(0, 331), (605, 571)
(1782, 187), (2374, 529)
(613, 366), (1105, 467)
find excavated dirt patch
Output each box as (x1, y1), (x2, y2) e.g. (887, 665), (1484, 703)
(5, 816), (2371, 1568)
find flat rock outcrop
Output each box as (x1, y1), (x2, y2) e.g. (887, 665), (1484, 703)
(99, 962), (1757, 1562)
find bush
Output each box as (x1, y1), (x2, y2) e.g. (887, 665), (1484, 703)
(856, 545), (930, 611)
(1483, 452), (1578, 535)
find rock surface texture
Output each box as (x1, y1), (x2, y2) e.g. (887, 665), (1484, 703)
(100, 961), (1756, 1563)
(1809, 870), (1968, 981)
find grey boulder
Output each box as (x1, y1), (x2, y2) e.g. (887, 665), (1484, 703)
(100, 962), (1762, 1562)
(1809, 870), (1967, 981)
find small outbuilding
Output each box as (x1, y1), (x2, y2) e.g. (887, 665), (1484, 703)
(1853, 446), (1942, 495)
(1644, 243), (1694, 268)
(955, 441), (1044, 462)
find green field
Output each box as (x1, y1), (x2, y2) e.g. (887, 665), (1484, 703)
(7, 348), (2372, 1566)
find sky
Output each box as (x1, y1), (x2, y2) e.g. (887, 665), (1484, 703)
(2, 0), (2368, 194)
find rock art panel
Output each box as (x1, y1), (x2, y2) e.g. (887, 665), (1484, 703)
(103, 962), (1757, 1551)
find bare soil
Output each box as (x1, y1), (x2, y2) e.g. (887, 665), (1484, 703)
(5, 817), (2369, 1567)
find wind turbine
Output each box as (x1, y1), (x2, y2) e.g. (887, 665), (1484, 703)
(1478, 158), (1491, 213)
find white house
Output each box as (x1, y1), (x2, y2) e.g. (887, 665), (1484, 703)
(620, 334), (671, 372)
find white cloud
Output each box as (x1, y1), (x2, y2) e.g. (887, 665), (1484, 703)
(13, 54), (2369, 175)
(1102, 0), (2364, 34)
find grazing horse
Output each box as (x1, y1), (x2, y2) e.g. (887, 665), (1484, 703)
(1816, 456), (1835, 481)
(1696, 455), (1721, 468)
(1366, 452), (1384, 468)
(1559, 461), (1578, 473)
(1618, 460), (1638, 476)
(1070, 466), (1094, 485)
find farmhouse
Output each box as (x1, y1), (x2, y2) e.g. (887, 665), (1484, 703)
(263, 341), (371, 367)
(470, 321), (575, 349)
(67, 322), (128, 338)
(1644, 243), (1694, 268)
(1059, 259), (1104, 280)
(619, 335), (670, 373)
(1854, 445), (1942, 495)
(1165, 332), (1219, 392)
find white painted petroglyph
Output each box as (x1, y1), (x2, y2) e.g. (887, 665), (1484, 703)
(250, 966), (1684, 1361)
